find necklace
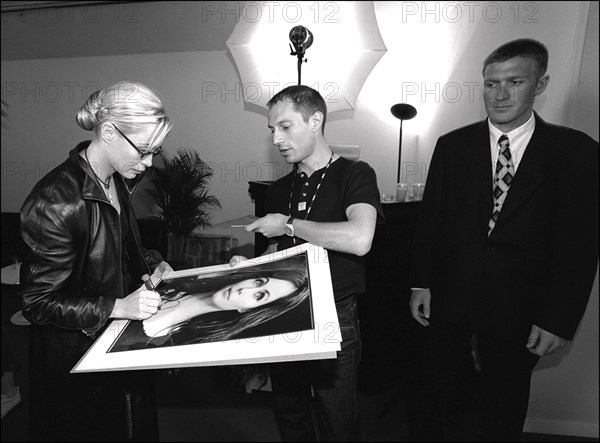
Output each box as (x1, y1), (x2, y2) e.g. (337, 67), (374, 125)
(287, 152), (334, 244)
(84, 149), (114, 204)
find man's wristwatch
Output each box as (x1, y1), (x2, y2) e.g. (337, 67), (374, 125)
(284, 216), (295, 237)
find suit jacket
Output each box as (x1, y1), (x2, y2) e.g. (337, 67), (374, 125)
(410, 114), (599, 339)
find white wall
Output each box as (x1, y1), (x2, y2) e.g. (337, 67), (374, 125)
(1, 50), (270, 222)
(1, 1), (598, 437)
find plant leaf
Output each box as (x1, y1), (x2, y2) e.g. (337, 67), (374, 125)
(146, 148), (221, 237)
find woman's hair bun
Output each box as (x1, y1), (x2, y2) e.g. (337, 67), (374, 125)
(75, 90), (103, 131)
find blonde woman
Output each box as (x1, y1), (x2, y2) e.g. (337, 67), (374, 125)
(19, 81), (173, 441)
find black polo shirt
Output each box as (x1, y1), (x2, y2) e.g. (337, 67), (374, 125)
(265, 157), (384, 307)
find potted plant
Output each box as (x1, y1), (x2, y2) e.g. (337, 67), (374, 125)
(146, 148), (221, 269)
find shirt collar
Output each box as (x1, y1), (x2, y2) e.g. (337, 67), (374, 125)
(488, 112), (536, 147)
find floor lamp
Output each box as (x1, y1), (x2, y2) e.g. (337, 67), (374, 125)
(390, 103), (417, 184)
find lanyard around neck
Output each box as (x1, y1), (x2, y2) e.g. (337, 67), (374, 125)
(288, 152), (334, 221)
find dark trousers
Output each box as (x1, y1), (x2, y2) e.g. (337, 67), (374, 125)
(1, 324), (19, 374)
(407, 313), (540, 442)
(28, 325), (158, 442)
(270, 300), (361, 442)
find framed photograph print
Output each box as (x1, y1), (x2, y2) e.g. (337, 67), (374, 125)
(72, 243), (341, 373)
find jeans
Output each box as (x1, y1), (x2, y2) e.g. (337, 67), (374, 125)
(270, 299), (362, 442)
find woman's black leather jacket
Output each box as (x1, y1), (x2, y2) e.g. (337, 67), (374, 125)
(19, 141), (163, 335)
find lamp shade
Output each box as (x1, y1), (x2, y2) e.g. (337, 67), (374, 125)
(226, 1), (387, 115)
(390, 103), (417, 121)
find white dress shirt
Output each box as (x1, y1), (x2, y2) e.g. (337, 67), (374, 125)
(488, 112), (536, 175)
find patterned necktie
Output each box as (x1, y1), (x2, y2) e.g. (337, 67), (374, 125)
(488, 134), (515, 235)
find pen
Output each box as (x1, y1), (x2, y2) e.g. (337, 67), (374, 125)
(142, 274), (155, 290)
(230, 225), (248, 228)
(142, 275), (161, 310)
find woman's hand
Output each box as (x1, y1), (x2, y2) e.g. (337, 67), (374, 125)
(110, 286), (162, 320)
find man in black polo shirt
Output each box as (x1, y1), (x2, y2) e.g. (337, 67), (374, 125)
(243, 85), (383, 441)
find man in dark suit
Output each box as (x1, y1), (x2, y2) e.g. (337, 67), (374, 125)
(407, 39), (599, 441)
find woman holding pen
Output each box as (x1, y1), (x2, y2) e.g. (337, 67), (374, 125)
(18, 81), (173, 441)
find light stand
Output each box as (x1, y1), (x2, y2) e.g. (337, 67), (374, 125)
(390, 103), (417, 184)
(289, 26), (314, 85)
